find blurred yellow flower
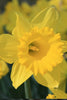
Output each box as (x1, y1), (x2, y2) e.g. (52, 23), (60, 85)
(0, 0), (31, 33)
(48, 0), (67, 40)
(0, 60), (9, 79)
(62, 0), (67, 10)
(50, 59), (67, 99)
(29, 0), (49, 20)
(56, 10), (67, 40)
(46, 94), (56, 99)
(42, 0), (67, 41)
(0, 0), (51, 33)
(0, 1), (17, 33)
(20, 2), (32, 16)
(36, 0), (48, 10)
(4, 0), (20, 33)
(0, 7), (67, 90)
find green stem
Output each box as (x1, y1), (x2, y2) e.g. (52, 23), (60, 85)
(24, 79), (32, 99)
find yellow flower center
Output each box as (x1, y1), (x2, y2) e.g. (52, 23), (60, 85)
(29, 43), (39, 54)
(29, 43), (40, 58)
(18, 27), (63, 75)
(28, 38), (50, 60)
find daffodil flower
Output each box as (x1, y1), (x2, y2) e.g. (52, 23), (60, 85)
(0, 60), (9, 79)
(0, 7), (67, 90)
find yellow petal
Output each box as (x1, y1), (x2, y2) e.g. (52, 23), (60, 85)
(21, 2), (32, 14)
(0, 60), (9, 78)
(0, 34), (18, 64)
(12, 0), (19, 10)
(12, 13), (31, 39)
(49, 59), (67, 89)
(50, 88), (67, 99)
(50, 59), (67, 99)
(41, 6), (59, 28)
(62, 0), (67, 10)
(31, 7), (48, 23)
(11, 61), (33, 89)
(45, 60), (66, 87)
(34, 59), (67, 89)
(31, 7), (59, 28)
(48, 59), (67, 91)
(34, 73), (59, 89)
(56, 11), (67, 40)
(62, 41), (67, 52)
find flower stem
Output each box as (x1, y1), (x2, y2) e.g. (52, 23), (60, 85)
(24, 79), (32, 99)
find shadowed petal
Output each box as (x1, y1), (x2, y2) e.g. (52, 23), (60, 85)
(62, 41), (67, 52)
(34, 72), (59, 89)
(34, 59), (67, 89)
(11, 61), (33, 89)
(0, 34), (18, 64)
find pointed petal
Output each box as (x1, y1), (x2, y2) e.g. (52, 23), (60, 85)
(31, 7), (59, 28)
(41, 7), (59, 28)
(0, 34), (18, 64)
(12, 13), (31, 39)
(11, 61), (33, 89)
(34, 72), (59, 89)
(31, 7), (48, 23)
